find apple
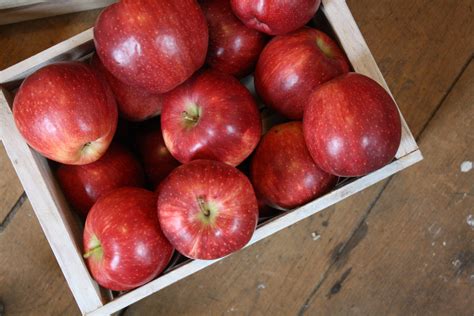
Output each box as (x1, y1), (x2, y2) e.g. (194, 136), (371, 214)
(91, 54), (163, 121)
(83, 187), (174, 291)
(201, 0), (268, 78)
(94, 0), (209, 94)
(251, 122), (337, 210)
(255, 27), (350, 119)
(230, 0), (321, 35)
(56, 143), (145, 217)
(161, 70), (262, 166)
(157, 159), (258, 259)
(134, 118), (181, 188)
(303, 73), (402, 177)
(13, 62), (117, 165)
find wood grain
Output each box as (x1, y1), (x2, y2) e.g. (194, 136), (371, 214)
(0, 143), (23, 223)
(348, 0), (474, 137)
(301, 59), (474, 316)
(0, 198), (79, 316)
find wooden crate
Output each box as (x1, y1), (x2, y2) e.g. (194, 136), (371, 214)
(0, 0), (423, 315)
(0, 0), (114, 25)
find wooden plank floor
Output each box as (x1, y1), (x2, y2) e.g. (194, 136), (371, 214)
(0, 1), (472, 315)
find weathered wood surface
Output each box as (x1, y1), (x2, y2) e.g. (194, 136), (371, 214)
(351, 0), (474, 137)
(0, 0), (472, 315)
(0, 199), (79, 315)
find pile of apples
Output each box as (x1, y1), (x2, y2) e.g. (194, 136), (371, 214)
(12, 0), (401, 292)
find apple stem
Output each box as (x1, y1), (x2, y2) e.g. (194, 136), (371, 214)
(82, 142), (91, 151)
(83, 245), (102, 259)
(182, 111), (199, 124)
(197, 196), (211, 217)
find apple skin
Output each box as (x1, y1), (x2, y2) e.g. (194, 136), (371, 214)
(157, 159), (258, 260)
(201, 0), (268, 78)
(251, 122), (337, 210)
(134, 118), (181, 189)
(255, 27), (350, 119)
(230, 0), (321, 35)
(94, 0), (209, 94)
(303, 73), (402, 177)
(13, 62), (117, 165)
(91, 54), (163, 121)
(84, 187), (174, 291)
(56, 143), (145, 217)
(161, 70), (262, 166)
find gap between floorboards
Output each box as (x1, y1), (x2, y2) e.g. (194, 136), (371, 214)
(0, 191), (26, 233)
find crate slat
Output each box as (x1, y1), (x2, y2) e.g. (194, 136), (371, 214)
(321, 0), (419, 159)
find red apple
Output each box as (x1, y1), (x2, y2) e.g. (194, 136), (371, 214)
(158, 159), (258, 259)
(83, 187), (174, 291)
(255, 27), (350, 119)
(161, 70), (262, 166)
(201, 0), (268, 78)
(56, 143), (145, 217)
(134, 118), (181, 188)
(94, 0), (209, 94)
(303, 73), (402, 177)
(251, 122), (337, 209)
(230, 0), (321, 35)
(91, 54), (163, 121)
(13, 62), (117, 165)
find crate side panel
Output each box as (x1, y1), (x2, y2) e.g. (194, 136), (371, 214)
(0, 89), (105, 314)
(322, 0), (419, 158)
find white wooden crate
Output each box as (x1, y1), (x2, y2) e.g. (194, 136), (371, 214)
(0, 0), (423, 315)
